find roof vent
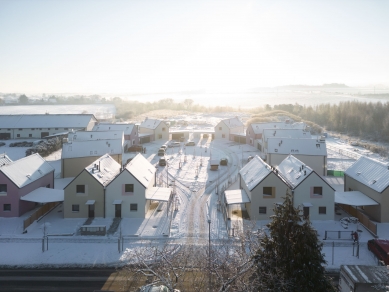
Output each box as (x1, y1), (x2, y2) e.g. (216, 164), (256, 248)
(357, 172), (361, 175)
(372, 180), (377, 184)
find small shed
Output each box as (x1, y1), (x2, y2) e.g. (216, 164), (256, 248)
(210, 160), (219, 171)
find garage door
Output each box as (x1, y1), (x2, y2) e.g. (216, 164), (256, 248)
(172, 133), (184, 140)
(140, 136), (150, 144)
(0, 133), (11, 140)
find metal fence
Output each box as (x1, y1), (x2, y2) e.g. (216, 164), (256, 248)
(327, 144), (361, 160)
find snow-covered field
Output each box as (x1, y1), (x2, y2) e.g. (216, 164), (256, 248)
(1, 113), (389, 271)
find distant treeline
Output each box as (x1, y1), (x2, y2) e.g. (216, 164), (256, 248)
(113, 98), (236, 119)
(264, 101), (389, 141)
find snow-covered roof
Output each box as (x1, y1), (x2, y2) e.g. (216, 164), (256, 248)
(140, 118), (163, 130)
(276, 155), (312, 188)
(335, 191), (379, 206)
(85, 154), (121, 187)
(0, 153), (12, 167)
(124, 153), (156, 188)
(224, 189), (251, 205)
(342, 265), (389, 284)
(92, 123), (135, 134)
(0, 114), (97, 129)
(61, 139), (123, 159)
(262, 129), (311, 140)
(21, 187), (64, 203)
(0, 153), (54, 188)
(267, 138), (327, 156)
(146, 187), (172, 201)
(250, 122), (306, 134)
(345, 156), (389, 193)
(240, 155), (272, 191)
(218, 117), (244, 129)
(68, 130), (124, 142)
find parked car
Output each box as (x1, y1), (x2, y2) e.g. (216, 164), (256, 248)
(127, 145), (143, 153)
(157, 148), (165, 156)
(179, 137), (185, 142)
(168, 141), (181, 147)
(203, 134), (209, 138)
(220, 158), (228, 165)
(160, 145), (168, 150)
(185, 141), (195, 146)
(367, 239), (389, 265)
(159, 158), (167, 166)
(247, 155), (254, 162)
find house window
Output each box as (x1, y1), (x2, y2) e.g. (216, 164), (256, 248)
(3, 204), (11, 211)
(31, 128), (35, 130)
(219, 127), (222, 130)
(319, 207), (326, 214)
(125, 184), (134, 192)
(55, 128), (58, 130)
(17, 134), (20, 138)
(263, 187), (275, 198)
(7, 129), (10, 131)
(222, 134), (225, 138)
(48, 128), (50, 130)
(130, 204), (138, 211)
(76, 185), (85, 193)
(72, 204), (80, 212)
(29, 134), (32, 137)
(46, 184), (50, 188)
(64, 128), (68, 130)
(158, 134), (162, 139)
(313, 187), (323, 196)
(162, 127), (166, 131)
(18, 128), (22, 131)
(0, 184), (7, 193)
(259, 207), (267, 214)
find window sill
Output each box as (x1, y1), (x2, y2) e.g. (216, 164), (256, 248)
(123, 192), (134, 195)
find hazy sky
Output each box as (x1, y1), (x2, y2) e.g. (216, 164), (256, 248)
(0, 0), (388, 94)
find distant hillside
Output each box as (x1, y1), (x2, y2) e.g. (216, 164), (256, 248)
(279, 83), (348, 89)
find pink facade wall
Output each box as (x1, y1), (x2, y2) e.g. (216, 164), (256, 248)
(0, 171), (54, 217)
(246, 124), (262, 145)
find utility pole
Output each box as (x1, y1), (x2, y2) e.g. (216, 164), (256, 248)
(208, 219), (211, 291)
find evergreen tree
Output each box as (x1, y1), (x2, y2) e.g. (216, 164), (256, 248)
(255, 192), (336, 292)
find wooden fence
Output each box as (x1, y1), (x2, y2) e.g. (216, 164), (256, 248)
(339, 204), (377, 236)
(23, 202), (61, 230)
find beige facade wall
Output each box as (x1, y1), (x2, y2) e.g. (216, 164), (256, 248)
(241, 172), (289, 220)
(345, 175), (389, 222)
(154, 122), (169, 141)
(294, 173), (335, 220)
(64, 170), (105, 218)
(214, 121), (230, 140)
(268, 153), (327, 176)
(106, 170), (155, 218)
(9, 127), (87, 139)
(62, 154), (121, 178)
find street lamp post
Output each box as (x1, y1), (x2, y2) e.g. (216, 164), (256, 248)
(208, 219), (211, 291)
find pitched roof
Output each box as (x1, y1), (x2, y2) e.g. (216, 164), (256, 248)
(276, 155), (312, 188)
(61, 139), (123, 159)
(85, 154), (121, 187)
(240, 155), (272, 191)
(0, 153), (54, 188)
(140, 118), (163, 130)
(0, 114), (97, 129)
(68, 130), (124, 141)
(124, 153), (156, 188)
(267, 138), (327, 156)
(0, 153), (12, 167)
(92, 123), (135, 135)
(250, 122), (306, 134)
(262, 129), (311, 140)
(345, 156), (389, 193)
(219, 117), (244, 129)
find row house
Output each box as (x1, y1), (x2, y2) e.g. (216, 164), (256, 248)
(64, 153), (172, 218)
(214, 117), (245, 142)
(138, 118), (169, 143)
(0, 153), (55, 217)
(92, 123), (139, 147)
(233, 155), (334, 221)
(0, 114), (97, 139)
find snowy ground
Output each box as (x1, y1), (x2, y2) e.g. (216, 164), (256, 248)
(1, 118), (389, 270)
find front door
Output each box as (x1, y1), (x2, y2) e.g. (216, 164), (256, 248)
(115, 204), (121, 218)
(88, 204), (95, 218)
(303, 207), (310, 218)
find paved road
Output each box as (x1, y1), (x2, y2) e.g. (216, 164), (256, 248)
(0, 269), (121, 292)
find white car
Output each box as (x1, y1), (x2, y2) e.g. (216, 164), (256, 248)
(168, 141), (181, 148)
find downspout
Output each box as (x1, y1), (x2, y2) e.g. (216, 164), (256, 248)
(104, 188), (106, 218)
